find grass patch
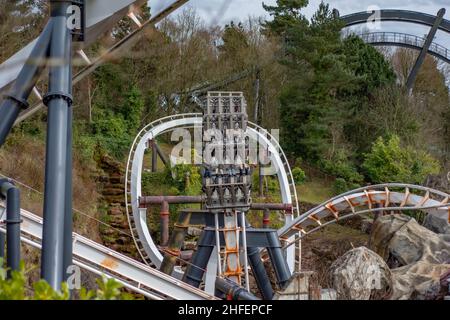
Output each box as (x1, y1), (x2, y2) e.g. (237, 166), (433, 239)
(297, 179), (334, 204)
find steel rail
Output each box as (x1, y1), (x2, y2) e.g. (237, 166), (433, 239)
(357, 32), (450, 64)
(124, 114), (299, 278)
(12, 0), (190, 125)
(278, 184), (450, 240)
(0, 205), (218, 300)
(282, 203), (450, 250)
(340, 9), (450, 34)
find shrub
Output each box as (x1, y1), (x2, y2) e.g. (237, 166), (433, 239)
(0, 261), (132, 300)
(320, 149), (364, 184)
(292, 167), (306, 185)
(333, 178), (360, 195)
(362, 135), (440, 184)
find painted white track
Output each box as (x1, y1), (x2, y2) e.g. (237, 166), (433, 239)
(0, 204), (217, 300)
(279, 184), (450, 242)
(125, 114), (300, 278)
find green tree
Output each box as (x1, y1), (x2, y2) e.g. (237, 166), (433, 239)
(263, 0), (309, 35)
(362, 135), (440, 184)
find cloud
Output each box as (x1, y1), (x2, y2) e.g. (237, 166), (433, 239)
(150, 0), (450, 46)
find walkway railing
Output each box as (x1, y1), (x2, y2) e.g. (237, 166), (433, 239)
(358, 32), (450, 63)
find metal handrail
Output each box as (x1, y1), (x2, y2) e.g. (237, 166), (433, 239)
(357, 32), (450, 63)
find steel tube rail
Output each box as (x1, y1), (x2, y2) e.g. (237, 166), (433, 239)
(0, 21), (53, 146)
(126, 114), (299, 276)
(159, 212), (191, 275)
(63, 12), (74, 284)
(282, 203), (450, 251)
(40, 0), (73, 290)
(358, 32), (450, 63)
(278, 184), (450, 241)
(340, 9), (450, 34)
(247, 246), (274, 299)
(0, 180), (21, 276)
(0, 232), (4, 262)
(14, 0), (190, 125)
(0, 205), (217, 300)
(139, 195), (292, 212)
(160, 201), (170, 247)
(406, 8), (446, 91)
(215, 277), (259, 300)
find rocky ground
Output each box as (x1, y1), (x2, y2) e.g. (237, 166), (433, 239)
(328, 214), (450, 300)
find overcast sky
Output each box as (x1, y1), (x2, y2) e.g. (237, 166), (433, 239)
(150, 0), (450, 47)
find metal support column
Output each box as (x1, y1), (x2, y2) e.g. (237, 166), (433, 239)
(160, 212), (191, 275)
(263, 208), (270, 228)
(266, 232), (291, 290)
(155, 142), (169, 167)
(247, 246), (274, 300)
(151, 140), (158, 172)
(63, 86), (73, 283)
(160, 201), (169, 247)
(215, 277), (259, 300)
(0, 21), (53, 146)
(41, 0), (73, 290)
(406, 8), (446, 91)
(183, 243), (214, 288)
(0, 232), (4, 265)
(0, 180), (21, 277)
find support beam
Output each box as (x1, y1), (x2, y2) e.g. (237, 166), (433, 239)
(263, 208), (270, 228)
(0, 21), (53, 147)
(13, 0), (190, 125)
(215, 277), (259, 300)
(0, 232), (4, 263)
(0, 180), (21, 277)
(154, 141), (169, 167)
(159, 212), (191, 275)
(160, 201), (169, 247)
(139, 195), (292, 212)
(63, 91), (73, 283)
(151, 140), (158, 172)
(406, 8), (446, 91)
(41, 0), (73, 290)
(183, 237), (214, 288)
(247, 246), (274, 299)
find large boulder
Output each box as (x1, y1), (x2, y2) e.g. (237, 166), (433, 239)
(369, 214), (450, 299)
(370, 215), (450, 267)
(424, 211), (450, 235)
(329, 247), (392, 300)
(391, 262), (450, 300)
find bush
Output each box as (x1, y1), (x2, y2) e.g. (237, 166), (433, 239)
(171, 164), (202, 195)
(362, 135), (440, 184)
(320, 149), (364, 184)
(292, 167), (306, 185)
(333, 178), (360, 195)
(0, 261), (132, 300)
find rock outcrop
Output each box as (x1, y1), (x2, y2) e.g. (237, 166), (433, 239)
(369, 214), (450, 300)
(424, 211), (450, 235)
(97, 154), (138, 258)
(329, 247), (392, 300)
(391, 262), (450, 300)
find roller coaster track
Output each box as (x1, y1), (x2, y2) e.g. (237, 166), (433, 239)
(124, 114), (300, 273)
(0, 204), (217, 300)
(4, 0), (190, 125)
(358, 32), (450, 64)
(340, 9), (450, 34)
(278, 184), (450, 246)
